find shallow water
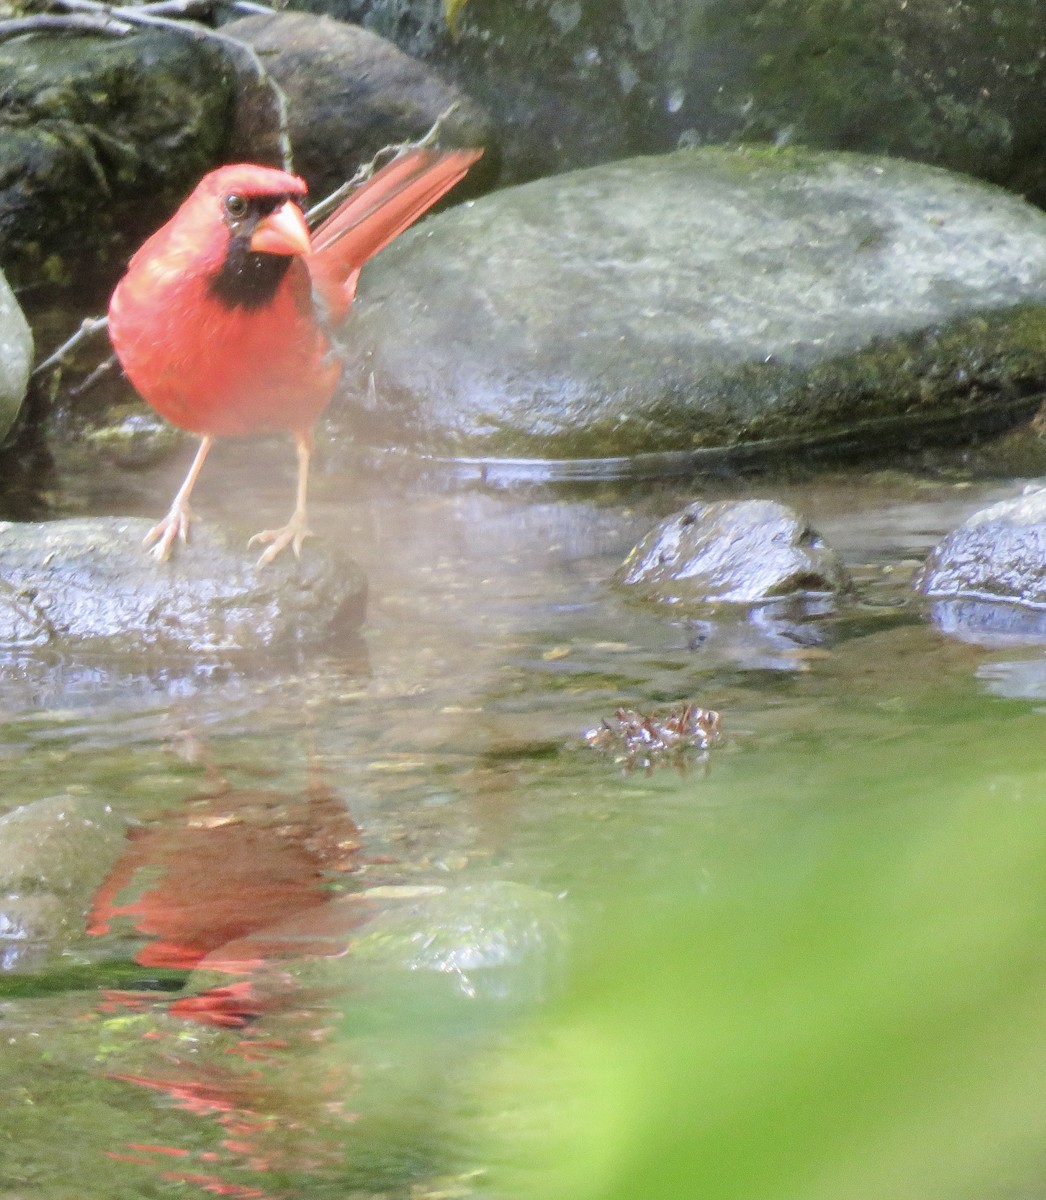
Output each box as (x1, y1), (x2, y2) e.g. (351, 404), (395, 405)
(2, 432), (1044, 1198)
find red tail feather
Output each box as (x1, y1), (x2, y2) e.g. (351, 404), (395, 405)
(308, 147), (482, 320)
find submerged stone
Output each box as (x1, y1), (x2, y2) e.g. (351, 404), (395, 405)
(616, 499), (849, 605)
(0, 794), (126, 972)
(346, 881), (568, 1003)
(342, 147), (1046, 474)
(0, 517), (366, 654)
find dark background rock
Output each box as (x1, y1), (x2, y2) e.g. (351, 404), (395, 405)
(224, 12), (496, 199)
(300, 0), (1046, 199)
(0, 30), (236, 297)
(695, 0), (1046, 206)
(0, 517), (366, 654)
(285, 0), (642, 183)
(338, 147), (1046, 467)
(616, 499), (849, 605)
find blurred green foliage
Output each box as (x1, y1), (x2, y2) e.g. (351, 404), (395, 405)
(479, 740), (1046, 1199)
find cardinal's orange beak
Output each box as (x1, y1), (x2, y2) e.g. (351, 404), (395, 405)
(249, 200), (312, 257)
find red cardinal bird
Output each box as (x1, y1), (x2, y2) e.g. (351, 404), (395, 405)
(108, 147), (481, 564)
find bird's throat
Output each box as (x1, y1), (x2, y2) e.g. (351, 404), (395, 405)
(208, 238), (294, 312)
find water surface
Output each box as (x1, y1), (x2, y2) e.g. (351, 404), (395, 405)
(1, 436), (1043, 1197)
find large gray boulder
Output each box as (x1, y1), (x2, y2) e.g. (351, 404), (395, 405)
(340, 148), (1046, 473)
(0, 517), (366, 654)
(0, 270), (31, 444)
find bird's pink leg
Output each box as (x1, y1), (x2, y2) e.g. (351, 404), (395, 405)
(248, 428), (314, 566)
(144, 435), (214, 562)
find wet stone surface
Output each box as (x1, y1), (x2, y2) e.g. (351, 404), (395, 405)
(0, 517), (367, 655)
(615, 498), (850, 605)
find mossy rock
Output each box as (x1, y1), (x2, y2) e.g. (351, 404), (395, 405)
(0, 30), (235, 292)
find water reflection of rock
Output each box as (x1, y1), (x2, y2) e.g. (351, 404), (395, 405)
(685, 599), (838, 673)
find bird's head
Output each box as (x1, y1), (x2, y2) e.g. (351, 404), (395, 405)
(197, 164), (313, 258)
(177, 164), (312, 311)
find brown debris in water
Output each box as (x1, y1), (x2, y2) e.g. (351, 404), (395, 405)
(585, 703), (722, 771)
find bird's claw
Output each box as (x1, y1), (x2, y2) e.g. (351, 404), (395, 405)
(247, 518), (312, 567)
(144, 504), (193, 562)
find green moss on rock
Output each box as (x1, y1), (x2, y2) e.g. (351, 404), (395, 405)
(0, 30), (236, 291)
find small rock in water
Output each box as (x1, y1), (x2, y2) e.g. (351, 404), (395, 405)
(916, 485), (1046, 645)
(616, 499), (849, 605)
(0, 794), (127, 972)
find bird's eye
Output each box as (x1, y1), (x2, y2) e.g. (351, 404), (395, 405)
(223, 193), (249, 220)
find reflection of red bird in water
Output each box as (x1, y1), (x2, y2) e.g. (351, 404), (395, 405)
(108, 148), (481, 564)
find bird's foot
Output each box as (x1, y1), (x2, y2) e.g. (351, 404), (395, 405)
(247, 512), (312, 566)
(144, 502), (194, 562)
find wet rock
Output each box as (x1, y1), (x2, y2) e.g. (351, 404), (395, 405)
(341, 148), (1046, 471)
(0, 270), (32, 443)
(916, 487), (1046, 645)
(296, 1), (1046, 197)
(0, 517), (366, 654)
(223, 12), (495, 199)
(616, 499), (849, 605)
(0, 794), (127, 972)
(0, 30), (234, 292)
